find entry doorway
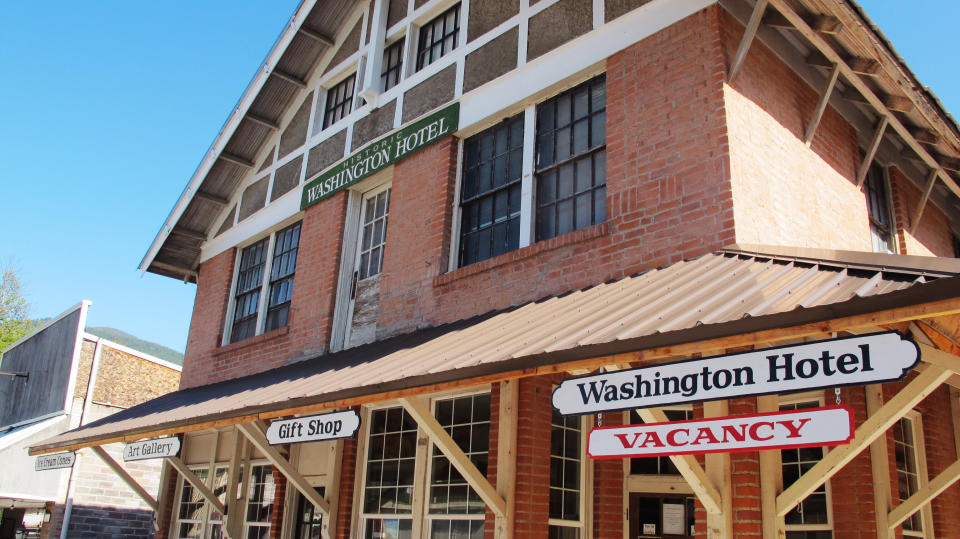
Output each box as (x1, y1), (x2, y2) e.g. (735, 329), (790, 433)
(628, 494), (695, 539)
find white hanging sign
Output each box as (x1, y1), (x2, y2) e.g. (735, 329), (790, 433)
(266, 410), (361, 445)
(553, 332), (918, 415)
(124, 437), (181, 461)
(35, 451), (75, 471)
(587, 405), (853, 459)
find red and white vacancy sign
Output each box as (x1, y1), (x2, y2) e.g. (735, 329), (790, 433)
(588, 406), (853, 459)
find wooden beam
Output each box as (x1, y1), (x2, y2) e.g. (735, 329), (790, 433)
(149, 260), (198, 279)
(90, 446), (159, 512)
(766, 0), (960, 201)
(804, 62), (841, 144)
(909, 126), (940, 145)
(887, 458), (960, 529)
(805, 50), (833, 69)
(171, 226), (207, 242)
(937, 154), (960, 173)
(236, 422), (331, 516)
(866, 385), (893, 539)
(167, 456), (228, 517)
(729, 0), (769, 82)
(399, 396), (507, 517)
(244, 112), (281, 131)
(847, 57), (881, 76)
(919, 343), (960, 374)
(298, 26), (335, 47)
(219, 152), (255, 168)
(776, 364), (952, 517)
(495, 380), (518, 539)
(762, 11), (841, 34)
(194, 190), (229, 206)
(637, 408), (724, 515)
(856, 116), (889, 188)
(225, 430), (247, 539)
(271, 68), (308, 89)
(883, 94), (913, 113)
(910, 170), (940, 235)
(757, 395), (785, 539)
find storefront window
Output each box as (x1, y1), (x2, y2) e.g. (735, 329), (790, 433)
(781, 401), (832, 539)
(174, 465), (228, 539)
(245, 465), (276, 539)
(361, 406), (418, 538)
(549, 408), (583, 538)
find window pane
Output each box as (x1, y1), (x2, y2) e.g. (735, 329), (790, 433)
(429, 394), (490, 517)
(416, 4), (460, 71)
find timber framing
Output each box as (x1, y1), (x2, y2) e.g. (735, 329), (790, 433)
(167, 456), (228, 517)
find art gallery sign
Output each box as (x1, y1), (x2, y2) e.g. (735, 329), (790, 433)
(553, 332), (919, 415)
(588, 406), (854, 458)
(301, 103), (459, 209)
(124, 436), (181, 462)
(266, 410), (361, 445)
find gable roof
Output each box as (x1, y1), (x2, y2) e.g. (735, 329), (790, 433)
(38, 245), (960, 453)
(141, 0), (960, 283)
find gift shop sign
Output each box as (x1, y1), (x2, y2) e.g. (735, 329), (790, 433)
(266, 410), (361, 445)
(588, 406), (853, 458)
(124, 437), (181, 462)
(301, 103), (459, 210)
(35, 451), (75, 471)
(553, 332), (919, 415)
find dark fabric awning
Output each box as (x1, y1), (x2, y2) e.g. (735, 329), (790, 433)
(32, 245), (960, 454)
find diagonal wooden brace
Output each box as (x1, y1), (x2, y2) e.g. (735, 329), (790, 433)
(887, 458), (960, 530)
(167, 456), (228, 517)
(400, 396), (507, 517)
(776, 364), (951, 517)
(90, 446), (159, 512)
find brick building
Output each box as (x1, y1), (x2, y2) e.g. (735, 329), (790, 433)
(29, 1), (960, 538)
(1, 301), (181, 538)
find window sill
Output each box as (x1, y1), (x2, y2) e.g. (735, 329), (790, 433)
(214, 326), (289, 357)
(435, 222), (609, 286)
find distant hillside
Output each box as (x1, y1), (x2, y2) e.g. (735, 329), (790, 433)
(85, 327), (184, 365)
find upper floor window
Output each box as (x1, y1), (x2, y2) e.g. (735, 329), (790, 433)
(229, 221), (301, 343)
(864, 163), (895, 253)
(324, 73), (356, 129)
(382, 38), (405, 91)
(416, 3), (460, 72)
(536, 75), (607, 241)
(459, 116), (524, 266)
(455, 74), (607, 268)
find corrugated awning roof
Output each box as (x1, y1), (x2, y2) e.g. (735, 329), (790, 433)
(33, 245), (960, 453)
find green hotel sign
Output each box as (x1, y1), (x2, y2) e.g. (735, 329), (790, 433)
(301, 103), (459, 210)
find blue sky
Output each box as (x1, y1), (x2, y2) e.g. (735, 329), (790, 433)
(1, 1), (957, 353)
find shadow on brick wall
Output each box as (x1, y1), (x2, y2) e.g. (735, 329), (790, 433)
(48, 505), (155, 539)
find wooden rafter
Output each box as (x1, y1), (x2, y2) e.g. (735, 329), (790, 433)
(856, 116), (889, 188)
(220, 152), (255, 168)
(887, 458), (960, 530)
(804, 62), (841, 144)
(171, 226), (207, 242)
(167, 456), (228, 516)
(776, 364), (952, 517)
(244, 112), (281, 131)
(399, 396), (507, 517)
(194, 190), (230, 205)
(236, 422), (332, 518)
(90, 446), (159, 512)
(911, 170), (940, 235)
(728, 0), (769, 82)
(271, 68), (308, 89)
(762, 11), (841, 34)
(765, 0), (960, 200)
(298, 26), (335, 47)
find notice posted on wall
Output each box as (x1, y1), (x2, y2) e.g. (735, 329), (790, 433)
(662, 503), (685, 535)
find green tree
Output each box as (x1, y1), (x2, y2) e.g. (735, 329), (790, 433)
(1, 266), (38, 352)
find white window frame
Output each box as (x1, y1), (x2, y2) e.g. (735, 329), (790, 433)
(780, 393), (834, 538)
(223, 218), (302, 345)
(244, 462), (279, 538)
(548, 407), (589, 537)
(448, 71), (607, 272)
(352, 388), (493, 539)
(894, 411), (934, 538)
(171, 464), (228, 539)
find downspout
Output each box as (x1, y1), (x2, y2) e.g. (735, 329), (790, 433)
(60, 337), (104, 539)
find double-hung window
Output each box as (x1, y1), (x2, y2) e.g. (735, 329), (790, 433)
(456, 74), (607, 268)
(864, 163), (895, 253)
(416, 3), (460, 71)
(323, 73), (357, 129)
(382, 39), (405, 91)
(358, 392), (490, 539)
(173, 465), (228, 539)
(229, 221), (301, 343)
(893, 414), (930, 537)
(781, 400), (832, 539)
(550, 409), (584, 539)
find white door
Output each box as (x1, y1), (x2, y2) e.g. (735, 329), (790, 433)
(344, 185), (391, 348)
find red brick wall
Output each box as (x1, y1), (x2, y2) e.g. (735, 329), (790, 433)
(335, 420), (358, 538)
(827, 386), (879, 538)
(889, 165), (956, 257)
(181, 192), (348, 388)
(729, 398), (762, 538)
(378, 6), (735, 336)
(270, 468), (286, 539)
(720, 11), (869, 252)
(514, 376), (552, 538)
(593, 410), (625, 539)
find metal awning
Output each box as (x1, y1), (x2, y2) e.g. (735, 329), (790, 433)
(32, 245), (960, 454)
